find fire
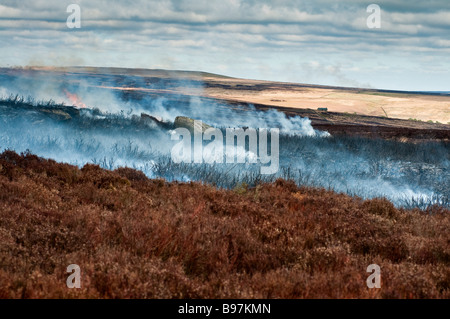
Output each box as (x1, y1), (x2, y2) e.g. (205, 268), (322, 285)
(63, 89), (87, 108)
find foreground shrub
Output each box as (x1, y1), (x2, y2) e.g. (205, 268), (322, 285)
(0, 151), (448, 298)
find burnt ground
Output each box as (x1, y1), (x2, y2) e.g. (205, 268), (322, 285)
(248, 102), (450, 141)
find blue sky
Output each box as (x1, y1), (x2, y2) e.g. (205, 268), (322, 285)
(1, 0), (449, 91)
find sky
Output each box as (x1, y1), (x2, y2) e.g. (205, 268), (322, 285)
(0, 0), (449, 91)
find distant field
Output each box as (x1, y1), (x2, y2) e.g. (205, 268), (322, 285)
(201, 78), (450, 123)
(7, 67), (450, 123)
(1, 67), (449, 143)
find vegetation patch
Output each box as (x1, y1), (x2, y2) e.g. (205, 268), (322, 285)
(0, 151), (448, 298)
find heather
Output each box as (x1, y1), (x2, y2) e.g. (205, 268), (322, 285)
(0, 150), (448, 298)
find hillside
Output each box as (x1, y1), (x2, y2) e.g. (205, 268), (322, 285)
(3, 67), (449, 142)
(15, 66), (450, 123)
(0, 150), (448, 298)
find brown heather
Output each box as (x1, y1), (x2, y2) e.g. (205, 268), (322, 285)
(0, 150), (448, 299)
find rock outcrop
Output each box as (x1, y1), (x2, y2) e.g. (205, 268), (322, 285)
(174, 116), (213, 133)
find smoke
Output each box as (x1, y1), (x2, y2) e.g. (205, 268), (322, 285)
(0, 68), (329, 137)
(0, 68), (448, 209)
(132, 94), (328, 137)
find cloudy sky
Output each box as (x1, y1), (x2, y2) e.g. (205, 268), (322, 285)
(1, 0), (449, 91)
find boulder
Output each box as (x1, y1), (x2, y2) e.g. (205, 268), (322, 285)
(140, 112), (172, 130)
(174, 116), (213, 133)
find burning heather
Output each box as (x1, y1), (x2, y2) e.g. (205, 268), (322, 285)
(63, 89), (87, 109)
(0, 68), (449, 209)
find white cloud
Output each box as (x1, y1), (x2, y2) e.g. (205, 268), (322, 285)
(0, 0), (449, 90)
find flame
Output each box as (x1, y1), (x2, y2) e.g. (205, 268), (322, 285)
(63, 89), (87, 108)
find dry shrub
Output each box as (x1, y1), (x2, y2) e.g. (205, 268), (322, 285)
(115, 167), (148, 182)
(0, 150), (448, 299)
(363, 198), (399, 219)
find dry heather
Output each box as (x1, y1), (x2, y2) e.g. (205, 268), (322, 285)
(0, 150), (448, 299)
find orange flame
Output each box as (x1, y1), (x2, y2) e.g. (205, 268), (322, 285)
(63, 89), (87, 108)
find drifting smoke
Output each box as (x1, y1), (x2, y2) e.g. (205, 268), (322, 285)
(0, 68), (448, 209)
(0, 68), (328, 137)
